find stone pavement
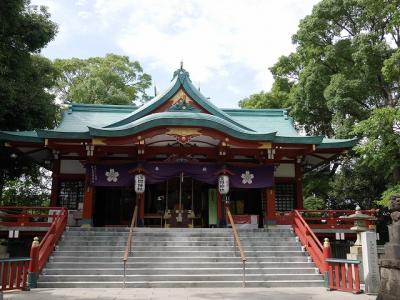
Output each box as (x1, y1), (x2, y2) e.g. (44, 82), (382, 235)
(2, 288), (377, 300)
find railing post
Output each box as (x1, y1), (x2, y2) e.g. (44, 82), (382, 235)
(27, 237), (40, 289)
(323, 238), (331, 288)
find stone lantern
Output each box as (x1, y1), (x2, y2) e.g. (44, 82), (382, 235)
(347, 205), (377, 283)
(349, 205), (376, 247)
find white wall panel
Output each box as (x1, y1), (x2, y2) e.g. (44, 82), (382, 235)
(274, 163), (295, 178)
(60, 160), (85, 174)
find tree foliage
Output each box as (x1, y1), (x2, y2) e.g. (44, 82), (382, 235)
(239, 79), (292, 109)
(1, 172), (50, 207)
(240, 0), (400, 208)
(0, 0), (58, 131)
(0, 0), (58, 200)
(304, 195), (325, 210)
(53, 54), (152, 105)
(352, 108), (400, 182)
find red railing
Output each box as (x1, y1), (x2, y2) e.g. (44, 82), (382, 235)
(291, 210), (375, 230)
(0, 206), (66, 228)
(0, 206), (68, 274)
(292, 210), (329, 275)
(292, 209), (368, 294)
(35, 208), (68, 272)
(326, 258), (361, 293)
(0, 258), (30, 291)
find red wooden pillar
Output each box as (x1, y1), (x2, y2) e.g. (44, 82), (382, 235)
(82, 184), (94, 226)
(295, 163), (304, 209)
(49, 159), (60, 207)
(266, 187), (276, 225)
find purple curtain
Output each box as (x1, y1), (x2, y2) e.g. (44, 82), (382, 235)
(88, 162), (273, 189)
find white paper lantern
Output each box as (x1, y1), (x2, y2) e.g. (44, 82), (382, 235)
(134, 174), (146, 194)
(218, 175), (229, 195)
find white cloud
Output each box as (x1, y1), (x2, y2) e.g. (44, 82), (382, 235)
(32, 0), (319, 104)
(91, 0), (319, 88)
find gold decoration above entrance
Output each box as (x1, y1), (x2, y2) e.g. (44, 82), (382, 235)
(166, 127), (201, 144)
(92, 138), (107, 145)
(257, 142), (272, 149)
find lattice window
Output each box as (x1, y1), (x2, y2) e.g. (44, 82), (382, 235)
(275, 183), (295, 212)
(58, 181), (84, 209)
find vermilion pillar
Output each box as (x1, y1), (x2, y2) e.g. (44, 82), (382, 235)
(82, 183), (94, 226)
(49, 159), (60, 207)
(295, 163), (304, 209)
(266, 187), (276, 225)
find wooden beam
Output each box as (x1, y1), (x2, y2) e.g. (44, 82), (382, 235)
(50, 159), (60, 207)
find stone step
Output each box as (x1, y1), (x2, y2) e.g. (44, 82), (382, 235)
(61, 236), (297, 242)
(37, 280), (324, 288)
(38, 226), (322, 288)
(38, 273), (322, 282)
(58, 241), (300, 247)
(44, 261), (316, 269)
(64, 232), (294, 237)
(52, 250), (306, 257)
(57, 245), (302, 252)
(66, 227), (292, 233)
(43, 267), (318, 275)
(49, 256), (310, 263)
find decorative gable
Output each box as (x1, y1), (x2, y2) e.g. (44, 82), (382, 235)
(102, 67), (254, 132)
(167, 94), (200, 112)
(152, 89), (207, 114)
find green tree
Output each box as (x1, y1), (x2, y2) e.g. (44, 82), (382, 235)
(241, 0), (400, 208)
(0, 1), (58, 131)
(1, 171), (51, 207)
(0, 0), (58, 200)
(239, 78), (292, 109)
(304, 195), (325, 210)
(53, 54), (152, 105)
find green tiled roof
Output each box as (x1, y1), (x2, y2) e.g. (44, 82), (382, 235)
(0, 131), (42, 142)
(0, 68), (358, 149)
(89, 112), (277, 141)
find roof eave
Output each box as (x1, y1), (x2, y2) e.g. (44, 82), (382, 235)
(0, 131), (43, 143)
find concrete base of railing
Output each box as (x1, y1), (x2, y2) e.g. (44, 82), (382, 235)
(265, 220), (277, 225)
(28, 272), (39, 289)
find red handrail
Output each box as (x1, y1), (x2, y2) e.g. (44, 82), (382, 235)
(292, 210), (327, 274)
(0, 206), (67, 228)
(0, 258), (30, 291)
(294, 209), (376, 230)
(36, 208), (68, 271)
(6, 207), (70, 273)
(326, 258), (361, 293)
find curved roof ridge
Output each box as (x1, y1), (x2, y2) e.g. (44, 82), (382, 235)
(88, 112), (276, 140)
(103, 68), (254, 132)
(70, 103), (137, 112)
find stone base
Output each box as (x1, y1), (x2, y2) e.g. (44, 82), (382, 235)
(80, 218), (92, 228)
(265, 220), (277, 225)
(347, 245), (364, 283)
(28, 272), (39, 289)
(378, 260), (400, 300)
(378, 221), (400, 300)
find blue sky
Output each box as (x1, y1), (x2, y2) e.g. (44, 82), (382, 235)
(32, 0), (320, 108)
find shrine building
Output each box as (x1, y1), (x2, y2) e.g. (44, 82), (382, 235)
(0, 67), (357, 228)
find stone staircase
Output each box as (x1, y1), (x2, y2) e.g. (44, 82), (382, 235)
(38, 227), (324, 288)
